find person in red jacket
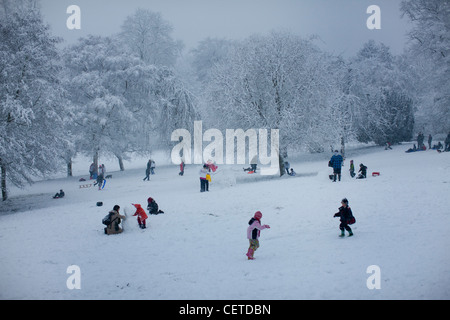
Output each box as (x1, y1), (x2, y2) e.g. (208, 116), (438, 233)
(132, 203), (148, 229)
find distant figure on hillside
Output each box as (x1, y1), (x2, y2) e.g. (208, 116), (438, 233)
(199, 164), (210, 192)
(89, 163), (97, 179)
(284, 160), (290, 175)
(143, 159), (151, 181)
(53, 189), (65, 199)
(432, 141), (443, 151)
(288, 168), (296, 176)
(179, 160), (185, 176)
(445, 132), (450, 152)
(149, 159), (156, 175)
(428, 134), (432, 150)
(417, 132), (425, 149)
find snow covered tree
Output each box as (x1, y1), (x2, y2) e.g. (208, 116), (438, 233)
(401, 0), (450, 133)
(191, 37), (235, 85)
(119, 8), (183, 67)
(64, 35), (197, 166)
(349, 40), (415, 145)
(0, 1), (67, 200)
(206, 31), (345, 159)
(63, 36), (140, 170)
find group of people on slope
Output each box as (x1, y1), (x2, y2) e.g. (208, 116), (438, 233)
(104, 197), (164, 235)
(89, 163), (107, 190)
(329, 150), (367, 181)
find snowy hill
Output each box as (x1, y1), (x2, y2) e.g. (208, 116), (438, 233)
(0, 145), (449, 300)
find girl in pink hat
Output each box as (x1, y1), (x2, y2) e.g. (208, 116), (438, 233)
(246, 211), (270, 260)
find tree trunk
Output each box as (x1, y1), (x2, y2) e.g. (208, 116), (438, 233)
(93, 150), (99, 169)
(117, 154), (125, 171)
(67, 158), (72, 177)
(1, 160), (7, 201)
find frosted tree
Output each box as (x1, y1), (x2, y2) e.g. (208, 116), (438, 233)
(63, 36), (140, 170)
(119, 8), (183, 67)
(191, 37), (235, 85)
(349, 40), (415, 145)
(0, 2), (67, 200)
(64, 35), (197, 166)
(401, 0), (450, 133)
(206, 31), (344, 159)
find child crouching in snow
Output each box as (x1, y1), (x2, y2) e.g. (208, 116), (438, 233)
(246, 211), (270, 260)
(132, 203), (148, 229)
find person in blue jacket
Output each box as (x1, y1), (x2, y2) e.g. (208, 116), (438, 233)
(329, 150), (344, 182)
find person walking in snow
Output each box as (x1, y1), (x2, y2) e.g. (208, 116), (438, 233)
(329, 150), (344, 182)
(246, 211), (270, 260)
(132, 203), (148, 229)
(95, 164), (105, 190)
(143, 160), (151, 181)
(333, 198), (354, 237)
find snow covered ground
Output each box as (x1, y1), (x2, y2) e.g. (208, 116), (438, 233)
(0, 144), (449, 300)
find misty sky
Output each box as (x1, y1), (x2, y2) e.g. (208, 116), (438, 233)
(40, 0), (412, 56)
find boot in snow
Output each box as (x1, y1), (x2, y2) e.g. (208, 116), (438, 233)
(339, 230), (345, 237)
(246, 248), (255, 260)
(348, 230), (353, 237)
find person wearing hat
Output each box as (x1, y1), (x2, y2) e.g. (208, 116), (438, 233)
(132, 203), (148, 229)
(105, 205), (126, 235)
(329, 150), (344, 182)
(333, 198), (354, 237)
(246, 211), (270, 260)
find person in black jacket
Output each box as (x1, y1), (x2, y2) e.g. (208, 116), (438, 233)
(356, 163), (367, 179)
(333, 198), (354, 237)
(147, 197), (164, 215)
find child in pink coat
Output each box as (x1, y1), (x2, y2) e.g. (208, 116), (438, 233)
(246, 211), (270, 260)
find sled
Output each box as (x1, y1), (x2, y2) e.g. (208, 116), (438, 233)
(79, 184), (92, 189)
(372, 172), (380, 177)
(247, 171), (255, 174)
